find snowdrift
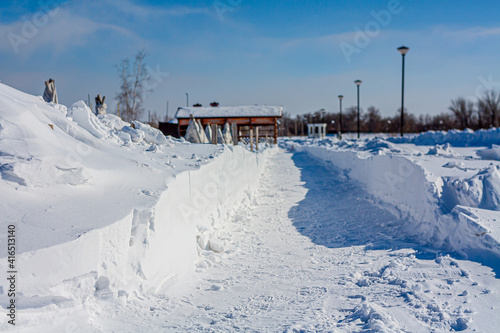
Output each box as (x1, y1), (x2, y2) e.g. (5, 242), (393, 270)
(0, 83), (271, 328)
(387, 128), (500, 147)
(7, 147), (269, 301)
(285, 137), (500, 267)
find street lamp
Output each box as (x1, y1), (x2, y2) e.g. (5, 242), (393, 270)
(185, 93), (189, 107)
(354, 80), (362, 139)
(398, 46), (409, 137)
(338, 95), (343, 140)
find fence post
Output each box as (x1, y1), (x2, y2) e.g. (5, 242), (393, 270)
(232, 123), (238, 145)
(255, 127), (259, 151)
(211, 124), (217, 145)
(250, 129), (254, 152)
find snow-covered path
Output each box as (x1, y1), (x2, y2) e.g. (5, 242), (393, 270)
(96, 150), (499, 332)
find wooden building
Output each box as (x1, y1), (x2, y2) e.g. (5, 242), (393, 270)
(175, 106), (283, 143)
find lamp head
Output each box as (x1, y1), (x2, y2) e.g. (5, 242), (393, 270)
(398, 46), (409, 55)
(338, 95), (344, 100)
(354, 80), (362, 86)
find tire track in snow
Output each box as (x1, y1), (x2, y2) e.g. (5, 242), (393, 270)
(95, 150), (499, 332)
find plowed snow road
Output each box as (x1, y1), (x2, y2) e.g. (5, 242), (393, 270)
(97, 150), (499, 332)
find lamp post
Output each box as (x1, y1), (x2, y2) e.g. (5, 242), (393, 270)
(338, 95), (343, 140)
(185, 93), (189, 107)
(354, 80), (362, 139)
(398, 46), (409, 137)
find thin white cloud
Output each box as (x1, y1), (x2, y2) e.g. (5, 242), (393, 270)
(252, 23), (500, 56)
(99, 0), (209, 18)
(0, 0), (209, 57)
(437, 26), (500, 40)
(0, 6), (141, 56)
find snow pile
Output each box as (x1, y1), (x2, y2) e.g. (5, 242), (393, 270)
(285, 137), (500, 263)
(426, 143), (461, 157)
(67, 101), (110, 139)
(0, 90), (93, 188)
(477, 145), (500, 161)
(131, 120), (168, 145)
(0, 83), (272, 330)
(120, 124), (145, 144)
(223, 122), (233, 145)
(185, 117), (209, 143)
(216, 125), (225, 144)
(204, 124), (212, 142)
(443, 161), (466, 169)
(364, 138), (402, 154)
(347, 302), (401, 333)
(387, 128), (500, 147)
(443, 166), (500, 211)
(98, 113), (129, 131)
(190, 122), (233, 145)
(65, 100), (170, 147)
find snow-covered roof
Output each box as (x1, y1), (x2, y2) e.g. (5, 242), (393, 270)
(175, 105), (283, 119)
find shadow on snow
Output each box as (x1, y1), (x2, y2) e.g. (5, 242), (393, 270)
(288, 152), (500, 277)
(288, 152), (415, 251)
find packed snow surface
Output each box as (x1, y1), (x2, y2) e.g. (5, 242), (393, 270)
(0, 83), (499, 332)
(57, 151), (500, 332)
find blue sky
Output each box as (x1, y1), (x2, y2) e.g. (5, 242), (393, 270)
(1, 0), (500, 120)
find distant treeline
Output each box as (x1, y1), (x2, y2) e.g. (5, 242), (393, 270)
(280, 90), (500, 136)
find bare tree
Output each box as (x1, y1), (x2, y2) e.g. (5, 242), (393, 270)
(116, 50), (151, 122)
(477, 90), (500, 128)
(149, 111), (161, 128)
(343, 106), (358, 133)
(449, 97), (474, 129)
(403, 111), (419, 133)
(363, 106), (382, 133)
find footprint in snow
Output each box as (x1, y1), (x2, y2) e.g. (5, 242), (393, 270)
(207, 285), (223, 292)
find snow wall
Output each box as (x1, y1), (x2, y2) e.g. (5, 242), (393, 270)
(387, 128), (500, 147)
(1, 146), (271, 303)
(294, 145), (500, 262)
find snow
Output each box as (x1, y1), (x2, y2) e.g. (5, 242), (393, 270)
(67, 101), (110, 139)
(69, 151), (499, 332)
(478, 144), (500, 161)
(222, 122), (233, 145)
(284, 137), (500, 266)
(0, 83), (271, 330)
(387, 127), (500, 147)
(175, 105), (283, 119)
(184, 117), (209, 143)
(0, 83), (499, 332)
(131, 120), (168, 145)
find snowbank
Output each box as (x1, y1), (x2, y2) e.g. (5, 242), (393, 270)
(387, 128), (500, 147)
(3, 146), (270, 303)
(477, 145), (500, 161)
(131, 120), (168, 145)
(67, 101), (110, 139)
(0, 82), (273, 328)
(296, 145), (439, 241)
(286, 138), (500, 264)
